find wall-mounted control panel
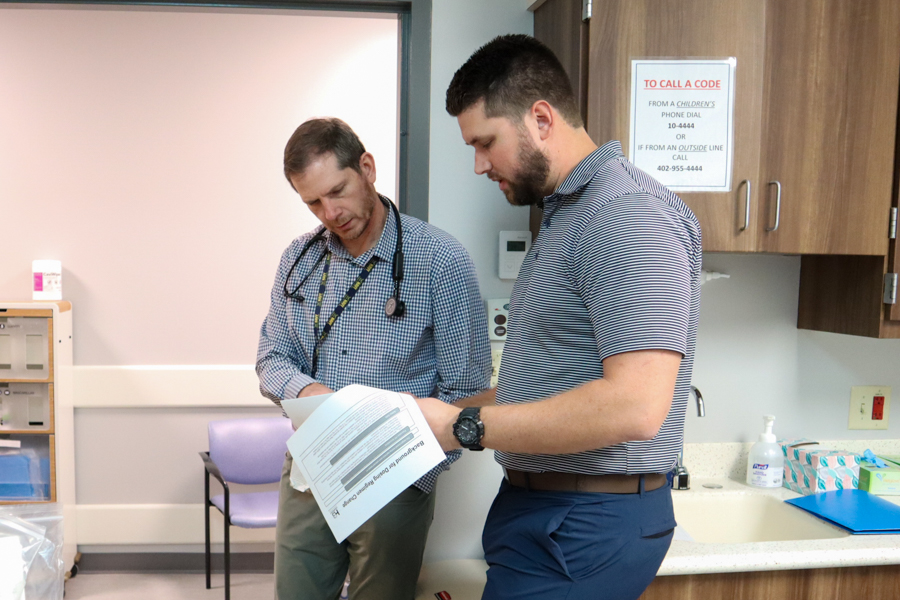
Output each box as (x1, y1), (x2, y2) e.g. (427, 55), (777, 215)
(487, 298), (510, 342)
(498, 231), (531, 280)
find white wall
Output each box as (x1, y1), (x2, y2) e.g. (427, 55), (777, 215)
(422, 0), (534, 563)
(427, 1), (534, 301)
(689, 253), (900, 443)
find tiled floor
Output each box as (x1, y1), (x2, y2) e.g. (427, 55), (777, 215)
(64, 573), (274, 600)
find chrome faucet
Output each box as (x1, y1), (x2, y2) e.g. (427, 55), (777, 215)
(672, 451), (691, 490)
(673, 386), (705, 490)
(691, 385), (705, 417)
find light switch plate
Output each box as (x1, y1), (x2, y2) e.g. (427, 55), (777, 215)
(848, 385), (890, 430)
(490, 347), (503, 388)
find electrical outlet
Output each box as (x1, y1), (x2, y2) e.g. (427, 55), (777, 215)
(848, 386), (890, 430)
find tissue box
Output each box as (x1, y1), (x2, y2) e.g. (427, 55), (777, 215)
(859, 459), (900, 495)
(880, 455), (900, 468)
(780, 439), (861, 495)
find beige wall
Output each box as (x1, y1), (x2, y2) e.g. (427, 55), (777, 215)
(0, 4), (399, 365)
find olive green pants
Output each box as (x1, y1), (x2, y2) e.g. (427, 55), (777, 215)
(274, 455), (436, 600)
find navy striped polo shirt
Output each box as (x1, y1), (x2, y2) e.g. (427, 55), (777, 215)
(495, 140), (702, 476)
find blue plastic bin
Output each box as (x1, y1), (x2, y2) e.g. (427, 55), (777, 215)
(0, 453), (46, 500)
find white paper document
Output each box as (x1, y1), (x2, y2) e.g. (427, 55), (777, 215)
(282, 393), (332, 429)
(284, 384), (446, 542)
(281, 393), (334, 492)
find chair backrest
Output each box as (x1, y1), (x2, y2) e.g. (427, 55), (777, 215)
(208, 417), (293, 485)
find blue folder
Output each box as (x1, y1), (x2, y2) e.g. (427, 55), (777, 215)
(785, 489), (900, 534)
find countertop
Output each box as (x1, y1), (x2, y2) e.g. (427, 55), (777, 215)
(416, 438), (900, 600)
(661, 477), (900, 575)
(661, 438), (900, 576)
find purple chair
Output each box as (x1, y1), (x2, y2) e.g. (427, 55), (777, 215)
(200, 417), (294, 600)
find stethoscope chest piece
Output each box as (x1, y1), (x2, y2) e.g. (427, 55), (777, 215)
(384, 296), (405, 318)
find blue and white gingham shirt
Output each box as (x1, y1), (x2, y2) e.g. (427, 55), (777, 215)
(496, 141), (702, 476)
(257, 203), (491, 493)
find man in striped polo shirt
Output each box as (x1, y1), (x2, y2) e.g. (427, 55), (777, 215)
(418, 35), (702, 600)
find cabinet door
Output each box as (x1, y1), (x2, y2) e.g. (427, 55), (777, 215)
(588, 0), (766, 252)
(758, 0), (900, 255)
(534, 0), (589, 240)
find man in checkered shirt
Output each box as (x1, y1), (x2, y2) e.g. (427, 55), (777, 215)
(257, 118), (491, 600)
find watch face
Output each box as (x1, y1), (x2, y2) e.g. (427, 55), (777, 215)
(456, 419), (479, 444)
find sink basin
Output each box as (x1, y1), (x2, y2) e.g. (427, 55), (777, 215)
(672, 493), (850, 543)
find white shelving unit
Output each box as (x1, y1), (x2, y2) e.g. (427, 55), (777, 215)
(0, 301), (76, 571)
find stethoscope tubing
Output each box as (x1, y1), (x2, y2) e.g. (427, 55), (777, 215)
(282, 195), (404, 314)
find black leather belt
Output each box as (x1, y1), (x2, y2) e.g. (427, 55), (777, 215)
(504, 469), (668, 494)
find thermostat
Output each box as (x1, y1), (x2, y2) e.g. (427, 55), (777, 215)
(498, 231), (531, 280)
(486, 298), (510, 341)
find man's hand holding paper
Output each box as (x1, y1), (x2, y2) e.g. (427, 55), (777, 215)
(282, 384), (446, 542)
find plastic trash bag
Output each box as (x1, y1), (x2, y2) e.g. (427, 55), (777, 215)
(0, 503), (65, 600)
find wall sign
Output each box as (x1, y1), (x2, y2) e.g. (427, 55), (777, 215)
(629, 58), (736, 192)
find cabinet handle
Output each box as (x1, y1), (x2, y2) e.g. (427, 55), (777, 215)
(766, 181), (782, 232)
(739, 179), (751, 231)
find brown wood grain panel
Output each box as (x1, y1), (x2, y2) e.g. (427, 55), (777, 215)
(880, 315), (900, 338)
(798, 255), (887, 338)
(758, 0), (900, 255)
(890, 53), (900, 322)
(534, 0), (589, 243)
(48, 434), (56, 503)
(640, 565), (900, 600)
(46, 316), (54, 383)
(534, 0), (588, 123)
(589, 0), (766, 252)
(0, 309), (53, 318)
(48, 382), (55, 432)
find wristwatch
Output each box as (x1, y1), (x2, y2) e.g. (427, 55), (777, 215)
(452, 407), (484, 451)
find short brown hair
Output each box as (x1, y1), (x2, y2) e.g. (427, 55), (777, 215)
(283, 118), (366, 184)
(446, 34), (581, 127)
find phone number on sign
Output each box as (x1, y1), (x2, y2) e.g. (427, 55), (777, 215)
(657, 165), (703, 172)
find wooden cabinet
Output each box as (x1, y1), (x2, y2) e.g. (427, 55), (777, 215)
(0, 302), (77, 570)
(638, 564), (900, 600)
(757, 1), (899, 255)
(532, 0), (900, 337)
(797, 81), (900, 338)
(584, 0), (899, 255)
(587, 0), (766, 253)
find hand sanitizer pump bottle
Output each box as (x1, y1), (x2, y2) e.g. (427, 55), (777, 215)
(746, 415), (784, 488)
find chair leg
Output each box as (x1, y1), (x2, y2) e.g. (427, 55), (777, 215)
(224, 493), (231, 600)
(205, 471), (211, 589)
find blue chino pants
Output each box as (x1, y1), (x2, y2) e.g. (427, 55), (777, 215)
(481, 477), (675, 600)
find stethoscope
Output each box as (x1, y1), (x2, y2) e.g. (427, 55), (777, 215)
(282, 195), (406, 318)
